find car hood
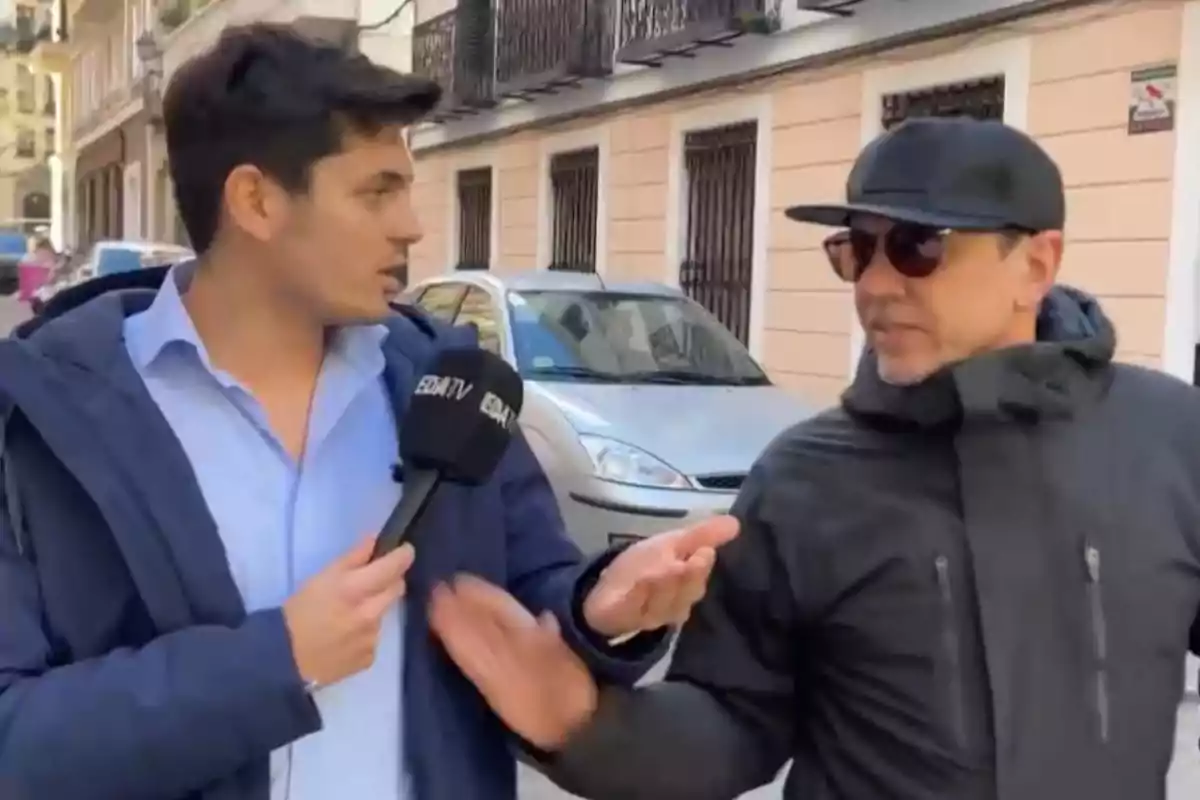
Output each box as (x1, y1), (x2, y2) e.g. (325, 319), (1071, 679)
(530, 381), (815, 478)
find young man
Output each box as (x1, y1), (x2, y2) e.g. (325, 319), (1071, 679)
(0, 24), (736, 800)
(429, 117), (1200, 800)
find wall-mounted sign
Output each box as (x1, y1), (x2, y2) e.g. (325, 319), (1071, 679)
(1129, 63), (1177, 135)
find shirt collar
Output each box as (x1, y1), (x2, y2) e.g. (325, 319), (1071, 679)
(125, 260), (390, 382)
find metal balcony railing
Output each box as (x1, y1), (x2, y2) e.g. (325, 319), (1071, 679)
(615, 0), (781, 66)
(0, 3), (55, 55)
(411, 4), (495, 120)
(493, 0), (613, 99)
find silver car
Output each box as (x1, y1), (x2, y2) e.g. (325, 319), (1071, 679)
(407, 270), (815, 553)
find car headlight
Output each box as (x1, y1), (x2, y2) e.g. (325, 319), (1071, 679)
(578, 434), (691, 489)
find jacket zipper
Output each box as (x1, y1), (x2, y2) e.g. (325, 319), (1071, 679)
(935, 555), (967, 748)
(1084, 543), (1110, 743)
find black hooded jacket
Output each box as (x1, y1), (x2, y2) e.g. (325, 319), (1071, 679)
(540, 286), (1200, 800)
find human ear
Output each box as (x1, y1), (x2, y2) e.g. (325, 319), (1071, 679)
(1015, 231), (1063, 311)
(223, 164), (290, 244)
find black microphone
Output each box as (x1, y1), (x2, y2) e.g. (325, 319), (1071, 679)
(372, 347), (524, 559)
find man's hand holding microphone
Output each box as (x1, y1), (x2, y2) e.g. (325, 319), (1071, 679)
(280, 346), (737, 741)
(283, 538), (415, 688)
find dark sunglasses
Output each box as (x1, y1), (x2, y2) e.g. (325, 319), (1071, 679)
(822, 224), (951, 283)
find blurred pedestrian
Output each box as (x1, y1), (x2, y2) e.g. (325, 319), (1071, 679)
(16, 236), (56, 306)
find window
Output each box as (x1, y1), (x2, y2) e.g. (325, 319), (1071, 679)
(453, 286), (502, 355)
(548, 147), (599, 272)
(16, 65), (35, 113)
(15, 6), (34, 39)
(680, 121), (758, 345)
(456, 167), (492, 270)
(43, 76), (55, 114)
(881, 76), (1006, 129)
(507, 289), (769, 385)
(413, 283), (467, 322)
(15, 128), (36, 159)
(44, 127), (55, 154)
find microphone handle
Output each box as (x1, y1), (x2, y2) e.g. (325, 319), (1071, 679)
(372, 467), (442, 560)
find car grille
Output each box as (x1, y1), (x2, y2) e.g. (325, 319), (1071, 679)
(693, 473), (746, 491)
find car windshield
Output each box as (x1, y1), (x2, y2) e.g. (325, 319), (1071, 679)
(92, 243), (191, 277)
(95, 246), (146, 276)
(507, 289), (770, 386)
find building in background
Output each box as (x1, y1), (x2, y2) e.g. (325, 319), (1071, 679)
(31, 0), (411, 251)
(405, 0), (1200, 404)
(145, 0), (412, 247)
(0, 0), (58, 237)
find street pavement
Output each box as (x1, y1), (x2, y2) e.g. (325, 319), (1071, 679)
(0, 294), (29, 333)
(0, 295), (1197, 798)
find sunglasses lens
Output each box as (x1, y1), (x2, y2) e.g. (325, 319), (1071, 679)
(886, 225), (945, 278)
(824, 225), (946, 282)
(823, 231), (878, 282)
(823, 233), (856, 282)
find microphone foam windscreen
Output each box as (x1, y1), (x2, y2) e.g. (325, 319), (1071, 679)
(400, 347), (525, 485)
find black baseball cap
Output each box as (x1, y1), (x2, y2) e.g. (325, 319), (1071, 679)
(784, 116), (1065, 232)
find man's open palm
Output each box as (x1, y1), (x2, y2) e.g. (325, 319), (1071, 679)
(428, 576), (599, 751)
(582, 515), (740, 638)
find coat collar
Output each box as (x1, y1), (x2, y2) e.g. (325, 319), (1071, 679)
(841, 285), (1116, 431)
(0, 283), (469, 630)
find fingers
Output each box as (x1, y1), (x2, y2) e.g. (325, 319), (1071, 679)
(447, 575), (540, 633)
(359, 572), (410, 621)
(632, 561), (688, 624)
(429, 579), (563, 695)
(344, 543), (416, 599)
(428, 577), (538, 663)
(635, 546), (718, 628)
(673, 546), (717, 619)
(429, 583), (503, 688)
(332, 535), (378, 570)
(538, 610), (561, 636)
(669, 515), (739, 558)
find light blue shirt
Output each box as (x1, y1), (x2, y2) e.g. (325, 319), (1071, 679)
(124, 263), (407, 800)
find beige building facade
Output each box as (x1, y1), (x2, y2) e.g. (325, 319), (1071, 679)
(407, 0), (1200, 405)
(30, 0), (414, 250)
(0, 0), (57, 233)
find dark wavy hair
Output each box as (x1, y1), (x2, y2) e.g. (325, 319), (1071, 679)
(163, 23), (441, 254)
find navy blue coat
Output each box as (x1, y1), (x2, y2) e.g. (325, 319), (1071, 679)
(0, 270), (664, 800)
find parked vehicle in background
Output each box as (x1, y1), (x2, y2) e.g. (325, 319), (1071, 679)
(0, 230), (28, 296)
(407, 270), (814, 553)
(32, 240), (194, 313)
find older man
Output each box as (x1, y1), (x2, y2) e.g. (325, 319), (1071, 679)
(428, 116), (1200, 800)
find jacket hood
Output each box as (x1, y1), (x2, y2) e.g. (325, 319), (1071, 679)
(842, 285), (1116, 429)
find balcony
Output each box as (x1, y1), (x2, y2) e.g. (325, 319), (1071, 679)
(412, 5), (495, 121)
(72, 84), (134, 141)
(26, 0), (69, 73)
(615, 0), (782, 67)
(494, 0), (613, 99)
(797, 0), (867, 14)
(156, 0), (215, 34)
(0, 3), (56, 56)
